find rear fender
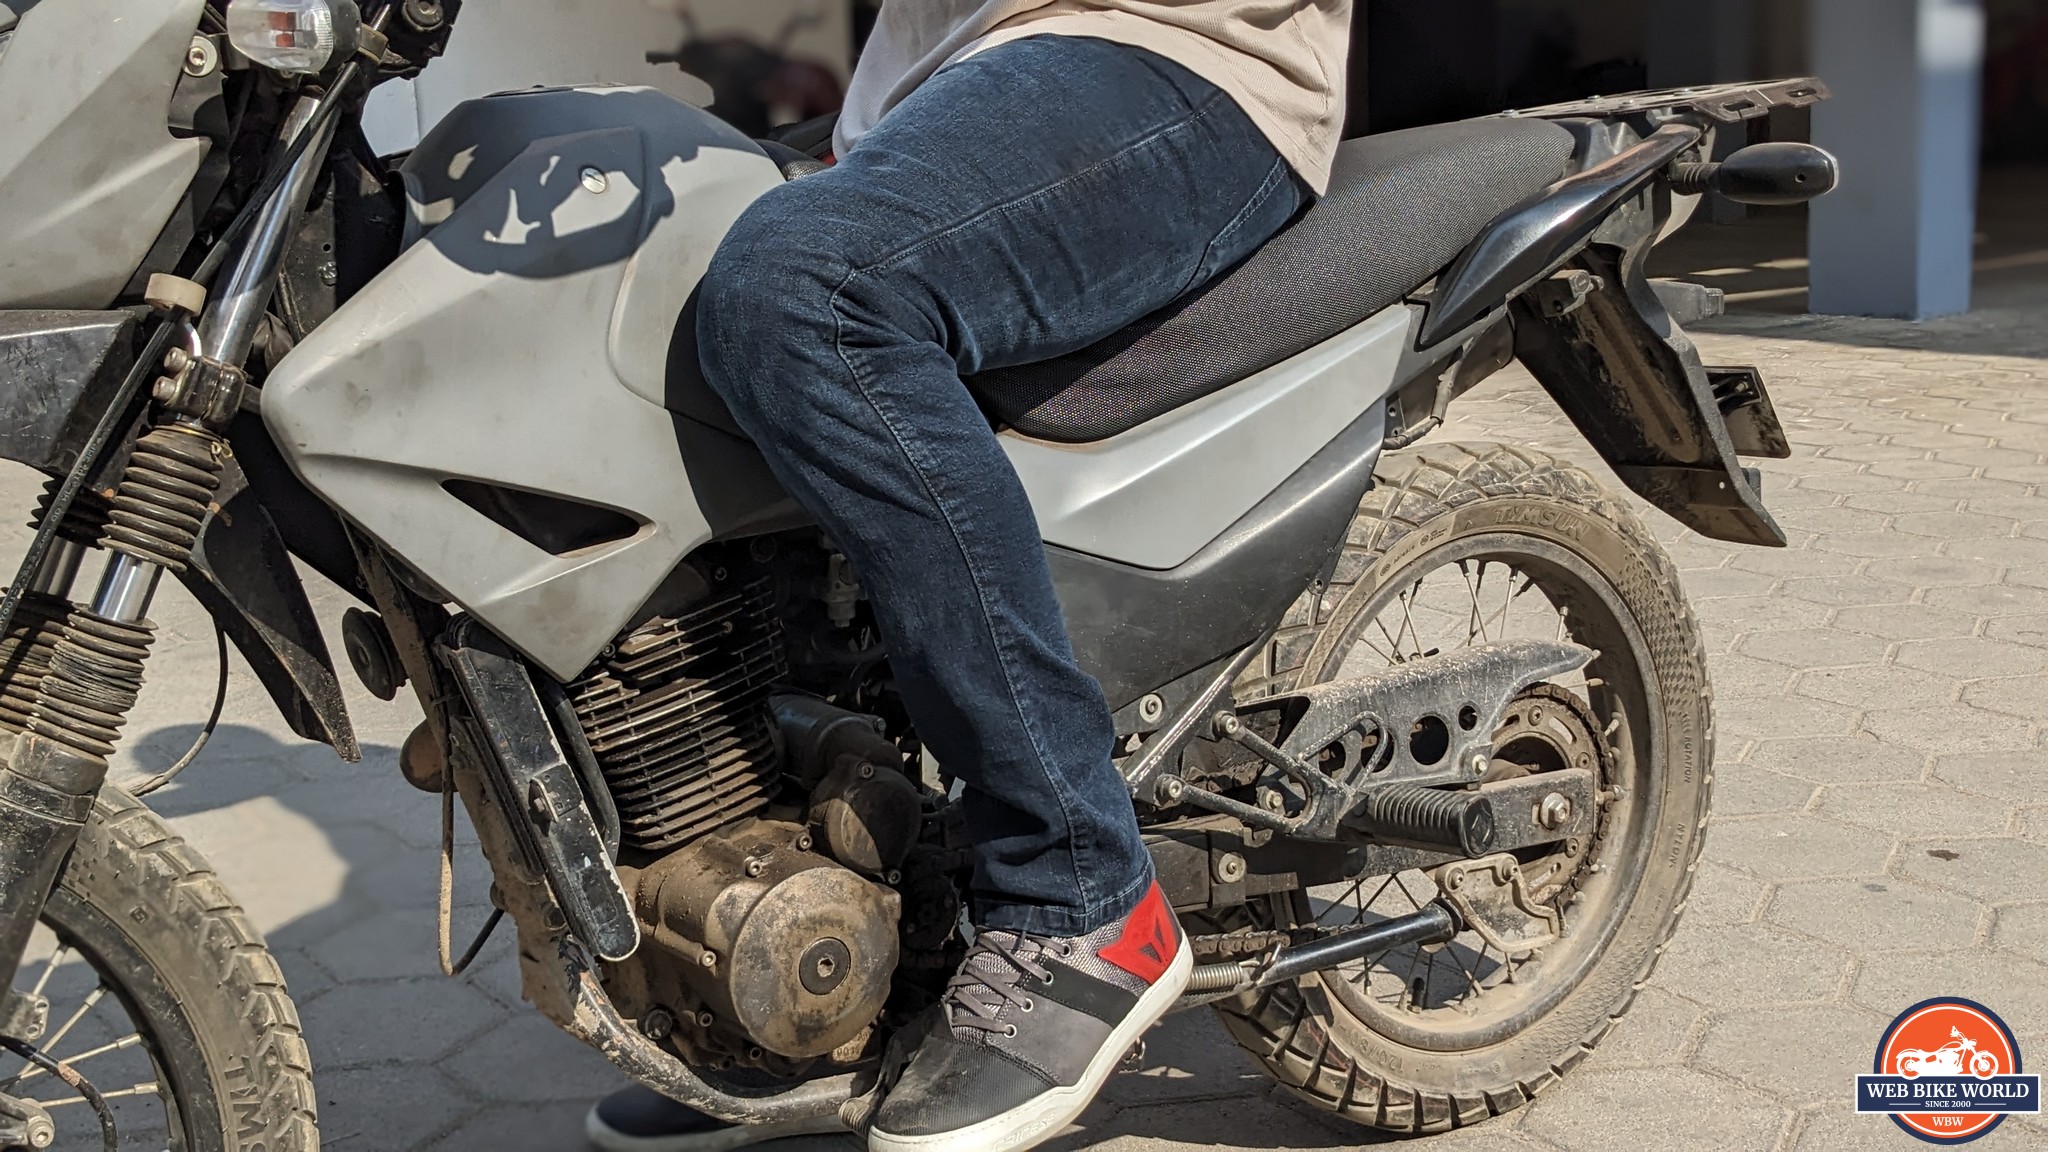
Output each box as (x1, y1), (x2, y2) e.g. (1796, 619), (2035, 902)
(1509, 229), (1789, 547)
(1429, 84), (1829, 547)
(1412, 116), (1787, 546)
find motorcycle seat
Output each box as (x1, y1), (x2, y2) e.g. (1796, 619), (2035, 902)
(967, 116), (1578, 443)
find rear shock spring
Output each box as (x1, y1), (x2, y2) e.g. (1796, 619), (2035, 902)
(102, 425), (226, 572)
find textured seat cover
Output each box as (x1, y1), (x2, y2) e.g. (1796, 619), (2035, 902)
(969, 117), (1579, 443)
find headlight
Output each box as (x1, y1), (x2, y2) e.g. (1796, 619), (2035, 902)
(225, 0), (360, 75)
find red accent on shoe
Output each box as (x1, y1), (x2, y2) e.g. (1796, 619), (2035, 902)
(1097, 881), (1180, 984)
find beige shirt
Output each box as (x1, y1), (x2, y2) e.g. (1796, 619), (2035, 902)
(832, 1), (1352, 193)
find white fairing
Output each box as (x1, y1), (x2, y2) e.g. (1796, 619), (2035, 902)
(1001, 306), (1408, 570)
(266, 85), (1407, 682)
(0, 0), (208, 308)
(263, 88), (788, 681)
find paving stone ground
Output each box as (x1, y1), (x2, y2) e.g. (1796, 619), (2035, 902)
(8, 213), (2046, 1150)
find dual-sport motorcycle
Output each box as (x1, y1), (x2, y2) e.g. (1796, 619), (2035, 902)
(0, 1), (1840, 1148)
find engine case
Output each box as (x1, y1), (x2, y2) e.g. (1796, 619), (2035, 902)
(634, 820), (899, 1060)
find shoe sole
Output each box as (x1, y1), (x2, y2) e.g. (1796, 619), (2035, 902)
(584, 1107), (846, 1152)
(867, 936), (1194, 1152)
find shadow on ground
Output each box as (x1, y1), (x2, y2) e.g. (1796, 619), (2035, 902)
(120, 723), (1367, 1151)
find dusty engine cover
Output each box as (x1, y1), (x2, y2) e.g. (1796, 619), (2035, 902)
(635, 820), (899, 1059)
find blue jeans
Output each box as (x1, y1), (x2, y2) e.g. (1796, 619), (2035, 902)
(698, 36), (1306, 936)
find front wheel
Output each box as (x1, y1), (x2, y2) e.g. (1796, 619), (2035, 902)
(1216, 442), (1714, 1133)
(4, 789), (318, 1150)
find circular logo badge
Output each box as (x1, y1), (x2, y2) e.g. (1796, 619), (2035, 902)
(1863, 998), (2031, 1143)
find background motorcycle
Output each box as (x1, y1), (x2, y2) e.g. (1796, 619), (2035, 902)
(0, 1), (1837, 1148)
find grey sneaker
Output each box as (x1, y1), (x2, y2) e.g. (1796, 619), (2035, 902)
(585, 1085), (845, 1151)
(867, 880), (1191, 1152)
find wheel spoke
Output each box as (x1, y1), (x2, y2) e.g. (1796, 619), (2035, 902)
(1320, 875), (1370, 928)
(1372, 616), (1406, 666)
(1362, 875), (1396, 917)
(1483, 570), (1537, 641)
(24, 943), (71, 1000)
(33, 1080), (158, 1107)
(1389, 872), (1427, 913)
(1453, 940), (1486, 1005)
(11, 1032), (140, 1084)
(1355, 633), (1399, 666)
(1461, 562), (1490, 645)
(1395, 579), (1425, 660)
(38, 983), (106, 1059)
(1399, 945), (1425, 1008)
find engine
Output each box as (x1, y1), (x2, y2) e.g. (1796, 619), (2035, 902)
(633, 819), (900, 1059)
(568, 566), (931, 1070)
(568, 577), (790, 852)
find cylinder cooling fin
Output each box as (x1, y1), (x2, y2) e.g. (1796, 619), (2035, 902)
(569, 578), (788, 853)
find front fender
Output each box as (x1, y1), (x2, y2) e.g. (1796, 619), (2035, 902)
(181, 429), (360, 761)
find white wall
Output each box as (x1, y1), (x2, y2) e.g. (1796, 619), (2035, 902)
(362, 0), (851, 155)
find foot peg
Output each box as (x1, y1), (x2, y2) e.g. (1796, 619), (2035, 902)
(1117, 1039), (1147, 1074)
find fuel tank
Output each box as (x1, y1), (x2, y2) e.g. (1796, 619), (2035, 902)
(262, 87), (794, 681)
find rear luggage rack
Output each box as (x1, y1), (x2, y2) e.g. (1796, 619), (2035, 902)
(1503, 78), (1829, 124)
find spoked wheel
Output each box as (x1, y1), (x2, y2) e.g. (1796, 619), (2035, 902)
(1216, 443), (1713, 1133)
(2, 789), (317, 1150)
(10, 900), (194, 1150)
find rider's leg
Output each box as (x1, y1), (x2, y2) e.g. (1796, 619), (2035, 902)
(697, 33), (1304, 1151)
(701, 32), (1300, 938)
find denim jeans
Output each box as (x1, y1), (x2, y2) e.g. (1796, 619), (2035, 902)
(697, 35), (1307, 936)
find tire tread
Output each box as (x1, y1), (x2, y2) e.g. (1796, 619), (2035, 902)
(1217, 442), (1715, 1134)
(59, 787), (319, 1151)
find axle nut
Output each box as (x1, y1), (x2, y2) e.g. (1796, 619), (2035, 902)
(1537, 791), (1573, 830)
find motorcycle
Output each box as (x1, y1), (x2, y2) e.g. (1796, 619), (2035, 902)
(1897, 1028), (2001, 1080)
(0, 1), (1840, 1148)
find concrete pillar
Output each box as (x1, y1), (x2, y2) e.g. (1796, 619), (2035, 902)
(1808, 0), (1985, 319)
(361, 0), (852, 154)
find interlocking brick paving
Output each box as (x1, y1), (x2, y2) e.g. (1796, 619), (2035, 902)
(6, 264), (2043, 1151)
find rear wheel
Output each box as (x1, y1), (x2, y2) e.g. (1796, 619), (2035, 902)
(1214, 442), (1713, 1133)
(4, 788), (317, 1150)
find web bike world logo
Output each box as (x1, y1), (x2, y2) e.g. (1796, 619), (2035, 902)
(1856, 998), (2039, 1143)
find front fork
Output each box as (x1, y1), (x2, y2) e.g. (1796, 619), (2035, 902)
(0, 95), (340, 1014)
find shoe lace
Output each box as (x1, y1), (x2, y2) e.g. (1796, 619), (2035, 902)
(944, 932), (1070, 1035)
